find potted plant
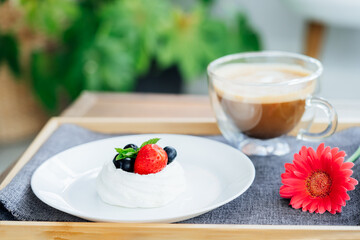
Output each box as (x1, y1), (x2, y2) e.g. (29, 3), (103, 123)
(0, 0), (261, 141)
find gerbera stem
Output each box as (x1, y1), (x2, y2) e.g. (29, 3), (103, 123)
(346, 146), (360, 163)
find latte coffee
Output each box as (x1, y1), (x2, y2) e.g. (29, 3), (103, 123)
(213, 63), (315, 139)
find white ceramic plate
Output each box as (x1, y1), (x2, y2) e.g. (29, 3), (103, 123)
(31, 134), (255, 223)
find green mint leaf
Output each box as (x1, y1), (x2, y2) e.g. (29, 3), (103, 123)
(124, 150), (136, 157)
(115, 148), (124, 153)
(140, 138), (160, 149)
(114, 148), (137, 160)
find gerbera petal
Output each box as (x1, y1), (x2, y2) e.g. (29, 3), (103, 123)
(330, 147), (339, 156)
(332, 158), (344, 170)
(306, 156), (314, 169)
(282, 178), (304, 187)
(336, 205), (343, 213)
(308, 147), (318, 159)
(308, 201), (318, 213)
(331, 174), (347, 184)
(343, 182), (356, 191)
(330, 185), (347, 198)
(290, 200), (302, 209)
(330, 209), (336, 214)
(281, 171), (294, 178)
(301, 197), (312, 209)
(333, 150), (346, 159)
(317, 203), (326, 214)
(293, 170), (307, 179)
(341, 162), (354, 170)
(293, 155), (311, 172)
(281, 173), (291, 180)
(344, 194), (350, 201)
(299, 146), (309, 159)
(332, 194), (346, 206)
(284, 163), (295, 171)
(280, 186), (295, 198)
(335, 156), (345, 165)
(290, 191), (310, 208)
(323, 197), (332, 212)
(349, 177), (358, 186)
(316, 143), (325, 158)
(337, 169), (354, 178)
(280, 194), (292, 199)
(321, 151), (333, 172)
(302, 198), (312, 212)
(322, 146), (331, 157)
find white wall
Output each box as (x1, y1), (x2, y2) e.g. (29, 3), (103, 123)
(185, 0), (360, 100)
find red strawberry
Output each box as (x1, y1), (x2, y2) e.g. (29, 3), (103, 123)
(134, 144), (168, 175)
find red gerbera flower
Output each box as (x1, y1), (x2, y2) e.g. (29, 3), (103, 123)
(280, 143), (358, 214)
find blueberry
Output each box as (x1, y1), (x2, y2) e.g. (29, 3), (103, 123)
(164, 146), (177, 164)
(124, 144), (138, 151)
(121, 157), (135, 172)
(113, 154), (122, 169)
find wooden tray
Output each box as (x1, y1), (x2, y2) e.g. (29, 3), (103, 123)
(1, 117), (360, 240)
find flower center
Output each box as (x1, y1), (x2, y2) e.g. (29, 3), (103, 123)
(306, 171), (332, 198)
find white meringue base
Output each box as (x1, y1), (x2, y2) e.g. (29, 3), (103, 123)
(96, 160), (186, 208)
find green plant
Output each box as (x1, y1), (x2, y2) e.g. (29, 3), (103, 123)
(2, 0), (261, 112)
(0, 32), (20, 77)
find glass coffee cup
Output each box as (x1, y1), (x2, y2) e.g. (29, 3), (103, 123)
(208, 51), (337, 156)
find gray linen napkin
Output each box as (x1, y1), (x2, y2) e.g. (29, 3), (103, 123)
(0, 124), (360, 225)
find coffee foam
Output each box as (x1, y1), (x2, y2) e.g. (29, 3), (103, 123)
(212, 63), (316, 103)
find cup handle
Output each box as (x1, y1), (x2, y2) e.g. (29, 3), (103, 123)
(297, 96), (338, 141)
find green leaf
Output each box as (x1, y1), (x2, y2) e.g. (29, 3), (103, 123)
(84, 37), (137, 91)
(115, 148), (138, 160)
(235, 13), (261, 52)
(19, 0), (80, 37)
(0, 34), (21, 77)
(155, 5), (262, 81)
(200, 0), (214, 6)
(154, 6), (227, 80)
(115, 148), (137, 154)
(140, 138), (160, 149)
(30, 51), (58, 112)
(56, 7), (99, 100)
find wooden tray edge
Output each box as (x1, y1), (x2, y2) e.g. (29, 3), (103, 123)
(1, 221), (360, 240)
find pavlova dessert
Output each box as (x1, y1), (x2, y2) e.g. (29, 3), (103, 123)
(96, 138), (186, 208)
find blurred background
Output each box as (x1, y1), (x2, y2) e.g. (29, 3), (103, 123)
(1, 0), (360, 173)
